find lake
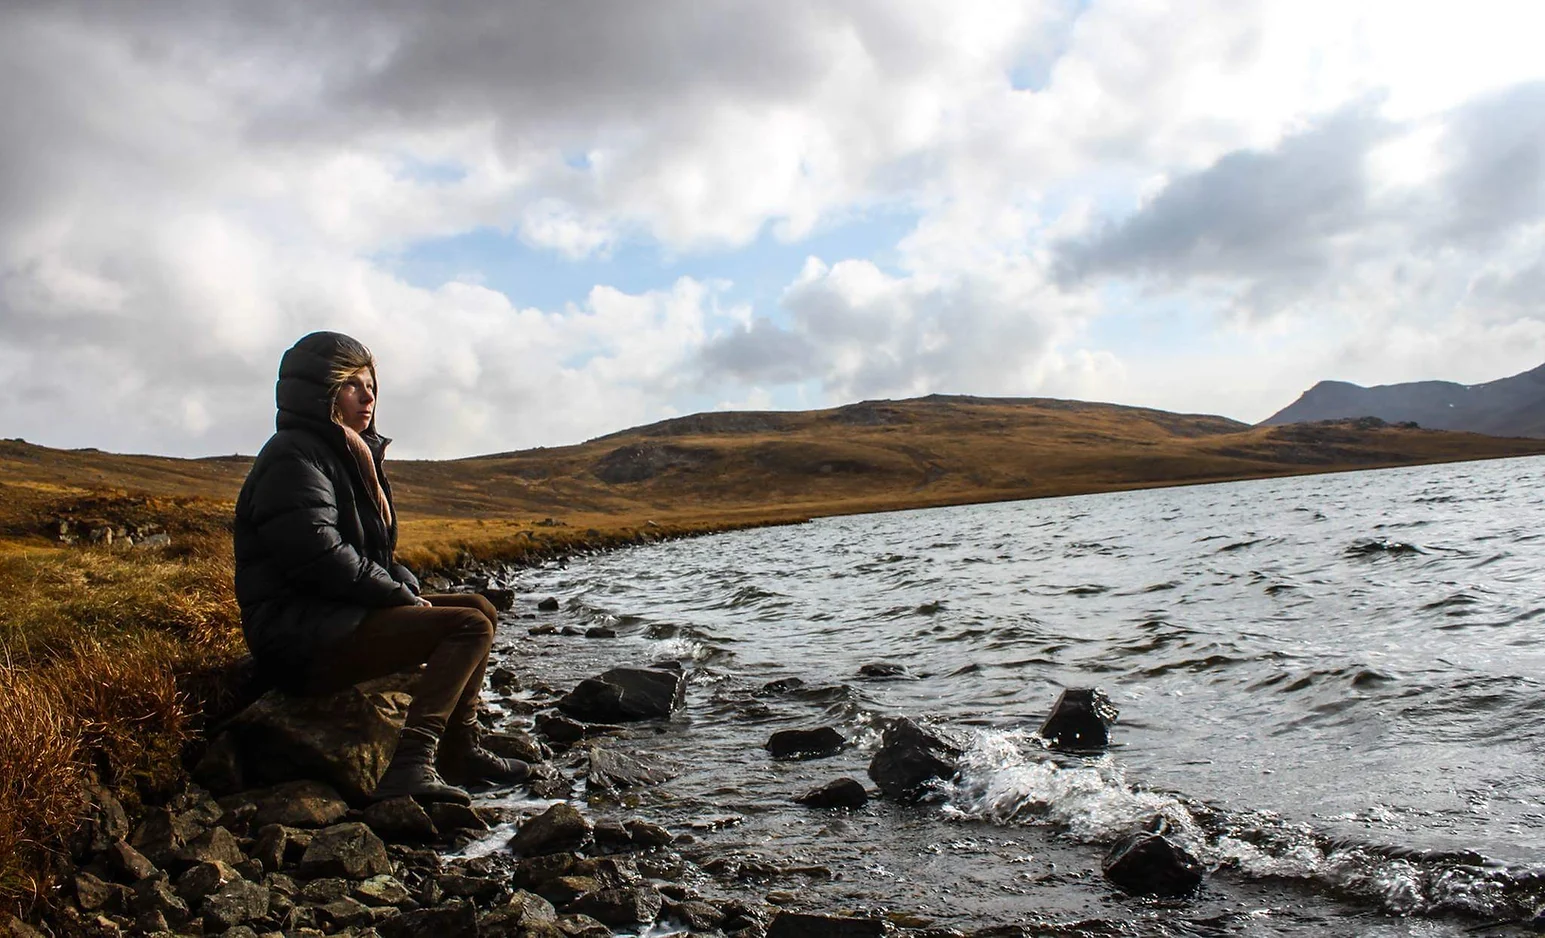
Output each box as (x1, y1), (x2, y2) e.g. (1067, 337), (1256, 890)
(474, 455), (1545, 936)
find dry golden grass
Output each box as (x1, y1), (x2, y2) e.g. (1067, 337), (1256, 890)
(2, 396), (1544, 916)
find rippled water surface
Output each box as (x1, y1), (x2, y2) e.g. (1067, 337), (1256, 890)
(480, 456), (1545, 935)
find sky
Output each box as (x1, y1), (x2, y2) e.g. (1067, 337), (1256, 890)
(3, 1), (1544, 459)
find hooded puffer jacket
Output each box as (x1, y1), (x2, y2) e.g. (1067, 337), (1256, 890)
(234, 332), (421, 689)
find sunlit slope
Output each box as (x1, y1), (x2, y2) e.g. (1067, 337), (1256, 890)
(5, 396), (1544, 536)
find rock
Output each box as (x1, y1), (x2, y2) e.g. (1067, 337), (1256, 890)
(489, 665), (522, 692)
(866, 717), (962, 802)
(768, 911), (889, 937)
(173, 825), (245, 869)
(3, 917), (46, 938)
(251, 779), (350, 828)
(569, 885), (663, 926)
(663, 898), (726, 931)
(298, 822), (392, 880)
(355, 874), (414, 908)
(315, 896), (377, 929)
(557, 666), (687, 723)
(592, 818), (632, 853)
(224, 687), (401, 802)
(128, 807), (205, 868)
(1102, 828), (1204, 897)
(766, 727), (846, 759)
(80, 783), (131, 855)
(72, 872), (124, 913)
(584, 627), (616, 639)
(1039, 687), (1119, 752)
(301, 877), (352, 903)
(174, 860), (240, 904)
(757, 677), (806, 695)
(134, 533), (172, 549)
(508, 803), (592, 856)
(482, 728), (546, 762)
(437, 870), (505, 903)
(537, 596), (561, 612)
(555, 913), (612, 937)
(479, 889), (558, 936)
(200, 878), (269, 931)
(536, 713), (624, 746)
(130, 874), (188, 925)
(586, 747), (678, 791)
(858, 663), (910, 680)
(251, 824), (310, 872)
(795, 777), (869, 809)
(361, 796), (438, 843)
(427, 801), (487, 834)
(104, 840), (157, 882)
(624, 819), (673, 849)
(379, 902), (478, 938)
(480, 587), (516, 611)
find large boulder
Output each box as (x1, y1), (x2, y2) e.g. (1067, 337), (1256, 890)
(1102, 827), (1204, 897)
(866, 717), (962, 802)
(220, 687), (401, 802)
(1039, 687), (1119, 752)
(557, 665), (686, 723)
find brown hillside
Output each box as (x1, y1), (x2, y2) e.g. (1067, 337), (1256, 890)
(4, 397), (1544, 554)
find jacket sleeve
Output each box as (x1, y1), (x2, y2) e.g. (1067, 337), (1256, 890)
(391, 562), (421, 596)
(246, 449), (418, 608)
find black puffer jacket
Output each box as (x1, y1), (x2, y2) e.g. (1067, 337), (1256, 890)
(234, 332), (420, 690)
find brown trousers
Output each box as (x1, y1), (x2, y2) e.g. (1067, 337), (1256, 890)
(305, 593), (498, 738)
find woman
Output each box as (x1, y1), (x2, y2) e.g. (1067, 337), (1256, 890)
(234, 331), (526, 805)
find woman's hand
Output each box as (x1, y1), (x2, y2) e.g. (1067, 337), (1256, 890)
(413, 596), (433, 607)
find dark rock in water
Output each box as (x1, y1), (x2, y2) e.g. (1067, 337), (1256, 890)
(537, 596), (561, 611)
(1039, 687), (1118, 752)
(361, 796), (437, 844)
(561, 626), (585, 636)
(379, 902), (478, 938)
(585, 626), (617, 638)
(479, 587), (516, 611)
(535, 713), (624, 746)
(867, 717), (963, 802)
(587, 747), (678, 791)
(569, 885), (663, 925)
(482, 728), (547, 762)
(768, 910), (888, 937)
(664, 897), (726, 931)
(1102, 828), (1204, 897)
(794, 777), (869, 809)
(756, 677), (806, 696)
(766, 726), (846, 759)
(222, 687), (399, 802)
(489, 665), (522, 692)
(508, 803), (592, 856)
(624, 819), (673, 849)
(558, 666), (687, 723)
(427, 802), (487, 834)
(1346, 538), (1423, 557)
(298, 822), (391, 880)
(528, 624), (558, 636)
(858, 662), (910, 680)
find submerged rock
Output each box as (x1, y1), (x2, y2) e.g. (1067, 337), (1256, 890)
(557, 665), (687, 723)
(479, 587), (516, 611)
(866, 717), (962, 802)
(537, 596), (561, 612)
(1102, 827), (1204, 897)
(765, 727), (846, 759)
(767, 910), (888, 937)
(586, 747), (678, 791)
(794, 778), (869, 810)
(1039, 687), (1119, 752)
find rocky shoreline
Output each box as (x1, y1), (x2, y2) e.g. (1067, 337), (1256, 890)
(13, 569), (1194, 938)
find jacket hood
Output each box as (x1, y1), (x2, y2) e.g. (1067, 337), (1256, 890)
(275, 331), (381, 438)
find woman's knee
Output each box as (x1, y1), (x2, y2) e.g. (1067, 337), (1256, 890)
(447, 607), (494, 647)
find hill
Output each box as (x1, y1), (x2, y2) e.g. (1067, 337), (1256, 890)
(1261, 363), (1545, 437)
(5, 395), (1545, 565)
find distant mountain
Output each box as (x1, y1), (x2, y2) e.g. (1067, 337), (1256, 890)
(1261, 363), (1545, 438)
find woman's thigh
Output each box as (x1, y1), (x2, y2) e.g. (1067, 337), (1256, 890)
(420, 592), (499, 624)
(306, 603), (486, 695)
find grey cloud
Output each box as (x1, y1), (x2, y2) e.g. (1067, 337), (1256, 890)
(1053, 83), (1545, 318)
(697, 318), (822, 386)
(1054, 102), (1390, 288)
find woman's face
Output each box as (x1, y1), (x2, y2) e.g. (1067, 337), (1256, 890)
(335, 368), (376, 433)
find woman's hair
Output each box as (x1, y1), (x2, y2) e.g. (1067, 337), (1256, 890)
(326, 344), (378, 426)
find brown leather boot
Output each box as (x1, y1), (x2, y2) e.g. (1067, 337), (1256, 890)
(438, 720), (530, 787)
(372, 726), (472, 805)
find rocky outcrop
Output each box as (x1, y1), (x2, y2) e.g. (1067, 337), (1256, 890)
(1102, 825), (1205, 897)
(866, 717), (963, 802)
(1038, 687), (1119, 751)
(557, 665), (687, 723)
